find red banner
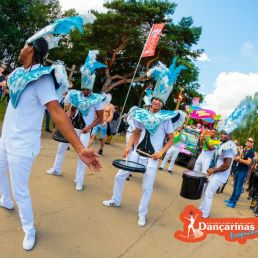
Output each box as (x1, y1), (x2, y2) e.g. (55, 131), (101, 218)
(142, 23), (165, 57)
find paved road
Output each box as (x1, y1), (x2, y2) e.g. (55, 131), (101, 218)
(0, 133), (256, 258)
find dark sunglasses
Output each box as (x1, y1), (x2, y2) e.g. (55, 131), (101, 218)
(247, 140), (253, 143)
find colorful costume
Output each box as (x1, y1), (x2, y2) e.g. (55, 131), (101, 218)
(48, 50), (107, 190)
(103, 58), (186, 225)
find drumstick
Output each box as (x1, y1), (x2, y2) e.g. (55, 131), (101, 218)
(136, 149), (153, 158)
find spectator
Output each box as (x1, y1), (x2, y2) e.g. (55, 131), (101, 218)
(106, 105), (120, 144)
(0, 63), (6, 98)
(225, 137), (255, 208)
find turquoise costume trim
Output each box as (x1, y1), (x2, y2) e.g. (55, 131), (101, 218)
(132, 108), (186, 135)
(8, 66), (55, 108)
(66, 90), (105, 116)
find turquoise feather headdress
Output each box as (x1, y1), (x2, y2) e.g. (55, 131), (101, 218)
(81, 50), (107, 90)
(222, 98), (256, 134)
(147, 57), (186, 105)
(26, 14), (96, 49)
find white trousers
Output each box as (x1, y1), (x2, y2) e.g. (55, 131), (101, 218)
(112, 151), (158, 218)
(0, 147), (35, 235)
(199, 175), (222, 218)
(194, 151), (214, 174)
(53, 130), (90, 184)
(160, 145), (180, 171)
(126, 132), (133, 145)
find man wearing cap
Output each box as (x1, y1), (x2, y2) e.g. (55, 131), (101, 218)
(225, 137), (255, 208)
(47, 50), (106, 191)
(0, 38), (101, 251)
(103, 58), (186, 227)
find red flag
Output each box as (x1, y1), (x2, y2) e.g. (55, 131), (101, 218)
(142, 23), (165, 57)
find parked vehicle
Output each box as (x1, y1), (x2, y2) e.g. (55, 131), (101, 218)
(176, 127), (201, 169)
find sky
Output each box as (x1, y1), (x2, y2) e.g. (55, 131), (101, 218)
(59, 0), (258, 118)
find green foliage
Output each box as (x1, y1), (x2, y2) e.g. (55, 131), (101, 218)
(50, 0), (204, 111)
(0, 0), (62, 65)
(1, 0), (204, 112)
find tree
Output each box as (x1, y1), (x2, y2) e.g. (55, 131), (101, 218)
(50, 0), (204, 111)
(0, 0), (62, 65)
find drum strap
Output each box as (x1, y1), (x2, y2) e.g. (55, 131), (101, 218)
(136, 130), (155, 157)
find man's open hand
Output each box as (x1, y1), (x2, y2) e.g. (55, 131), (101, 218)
(78, 148), (102, 172)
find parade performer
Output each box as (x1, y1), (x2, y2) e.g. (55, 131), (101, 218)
(159, 127), (186, 174)
(194, 129), (220, 174)
(103, 58), (186, 226)
(199, 99), (256, 218)
(47, 50), (107, 191)
(0, 15), (100, 251)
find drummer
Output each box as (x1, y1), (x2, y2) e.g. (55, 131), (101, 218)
(46, 50), (106, 191)
(199, 130), (237, 218)
(159, 126), (186, 174)
(103, 58), (186, 226)
(194, 129), (220, 174)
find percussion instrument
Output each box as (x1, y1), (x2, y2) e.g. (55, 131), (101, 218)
(112, 159), (146, 173)
(180, 170), (208, 200)
(52, 129), (69, 143)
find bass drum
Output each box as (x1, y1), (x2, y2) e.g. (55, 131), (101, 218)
(180, 170), (208, 200)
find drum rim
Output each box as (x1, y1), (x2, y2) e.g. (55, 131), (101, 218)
(183, 170), (207, 178)
(112, 159), (146, 173)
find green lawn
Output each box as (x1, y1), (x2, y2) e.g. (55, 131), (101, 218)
(0, 99), (8, 123)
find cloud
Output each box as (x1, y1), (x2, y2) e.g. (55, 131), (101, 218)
(59, 0), (106, 14)
(197, 52), (211, 62)
(203, 72), (258, 119)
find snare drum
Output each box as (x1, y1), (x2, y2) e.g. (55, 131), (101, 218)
(180, 170), (208, 200)
(52, 129), (69, 143)
(112, 159), (146, 173)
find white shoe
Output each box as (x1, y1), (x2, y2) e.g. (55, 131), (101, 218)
(75, 183), (84, 191)
(46, 168), (61, 176)
(23, 232), (36, 251)
(102, 199), (120, 207)
(0, 199), (14, 210)
(138, 216), (146, 227)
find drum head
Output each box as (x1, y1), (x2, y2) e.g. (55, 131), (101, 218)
(183, 170), (207, 178)
(112, 159), (146, 173)
(53, 130), (69, 143)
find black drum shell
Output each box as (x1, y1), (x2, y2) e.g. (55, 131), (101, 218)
(180, 170), (208, 200)
(52, 130), (69, 143)
(112, 159), (146, 173)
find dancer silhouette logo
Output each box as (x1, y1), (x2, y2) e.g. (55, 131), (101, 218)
(174, 205), (258, 244)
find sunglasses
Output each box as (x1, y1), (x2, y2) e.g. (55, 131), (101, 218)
(247, 140), (253, 143)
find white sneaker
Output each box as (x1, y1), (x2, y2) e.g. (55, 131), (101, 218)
(23, 232), (36, 251)
(138, 216), (146, 227)
(75, 183), (84, 191)
(46, 168), (61, 176)
(102, 199), (120, 207)
(0, 199), (14, 210)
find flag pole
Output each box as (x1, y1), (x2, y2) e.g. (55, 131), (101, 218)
(116, 25), (154, 133)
